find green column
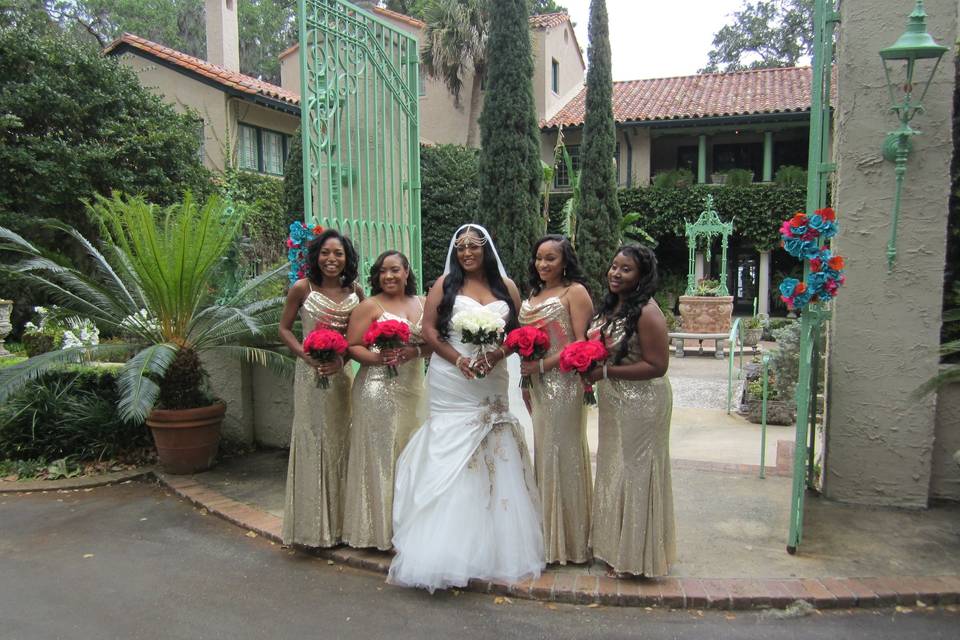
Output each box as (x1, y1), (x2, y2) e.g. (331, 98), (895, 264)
(697, 134), (707, 184)
(763, 131), (774, 182)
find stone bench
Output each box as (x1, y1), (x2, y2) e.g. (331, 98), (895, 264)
(668, 332), (730, 359)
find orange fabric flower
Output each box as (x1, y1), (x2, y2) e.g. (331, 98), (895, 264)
(816, 207), (836, 222)
(828, 256), (845, 271)
(790, 212), (808, 227)
(794, 282), (807, 295)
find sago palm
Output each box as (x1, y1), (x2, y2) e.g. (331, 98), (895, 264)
(0, 192), (290, 423)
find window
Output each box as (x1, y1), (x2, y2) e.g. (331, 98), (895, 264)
(553, 144), (580, 188)
(712, 142), (763, 179)
(237, 123), (289, 176)
(551, 59), (560, 94)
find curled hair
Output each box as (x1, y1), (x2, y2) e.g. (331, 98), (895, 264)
(306, 229), (359, 289)
(368, 250), (418, 296)
(594, 244), (659, 364)
(436, 225), (518, 339)
(527, 234), (588, 295)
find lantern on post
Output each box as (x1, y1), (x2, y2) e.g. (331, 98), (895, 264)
(879, 0), (948, 271)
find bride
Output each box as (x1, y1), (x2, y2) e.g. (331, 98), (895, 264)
(387, 224), (545, 592)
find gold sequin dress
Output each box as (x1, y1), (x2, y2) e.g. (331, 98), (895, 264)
(282, 289), (359, 548)
(589, 317), (676, 576)
(342, 303), (426, 550)
(519, 296), (591, 564)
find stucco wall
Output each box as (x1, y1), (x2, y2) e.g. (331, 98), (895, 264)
(539, 22), (586, 122)
(931, 380), (960, 500)
(119, 52), (298, 172)
(825, 0), (957, 507)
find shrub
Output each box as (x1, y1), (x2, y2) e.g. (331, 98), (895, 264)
(775, 165), (807, 186)
(0, 366), (151, 461)
(652, 169), (694, 189)
(420, 144), (481, 285)
(724, 168), (754, 187)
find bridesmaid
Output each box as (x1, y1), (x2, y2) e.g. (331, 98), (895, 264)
(279, 229), (362, 548)
(585, 244), (675, 577)
(342, 250), (430, 550)
(517, 235), (594, 565)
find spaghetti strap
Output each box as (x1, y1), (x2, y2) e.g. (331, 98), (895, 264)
(414, 296), (425, 324)
(372, 297), (386, 314)
(558, 286), (572, 300)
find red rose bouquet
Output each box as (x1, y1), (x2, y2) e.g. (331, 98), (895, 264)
(363, 319), (411, 377)
(504, 326), (550, 388)
(559, 339), (609, 405)
(302, 327), (349, 388)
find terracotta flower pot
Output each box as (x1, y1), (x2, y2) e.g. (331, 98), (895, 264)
(146, 401), (225, 474)
(678, 295), (734, 334)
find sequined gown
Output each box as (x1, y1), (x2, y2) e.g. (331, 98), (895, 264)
(519, 297), (591, 564)
(388, 296), (544, 592)
(589, 317), (676, 576)
(282, 289), (359, 548)
(342, 304), (426, 550)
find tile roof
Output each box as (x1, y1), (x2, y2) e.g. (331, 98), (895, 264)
(543, 66), (831, 129)
(528, 11), (571, 30)
(104, 33), (300, 108)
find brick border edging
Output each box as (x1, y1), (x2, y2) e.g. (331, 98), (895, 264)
(156, 473), (960, 610)
(0, 467), (155, 493)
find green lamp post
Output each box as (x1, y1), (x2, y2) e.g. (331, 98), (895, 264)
(879, 0), (948, 271)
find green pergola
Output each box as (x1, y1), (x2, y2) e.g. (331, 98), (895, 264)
(684, 194), (734, 296)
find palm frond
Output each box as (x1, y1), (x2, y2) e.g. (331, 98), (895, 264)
(0, 345), (109, 403)
(116, 343), (178, 422)
(0, 225), (40, 253)
(207, 345), (295, 381)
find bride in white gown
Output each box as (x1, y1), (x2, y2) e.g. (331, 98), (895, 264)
(388, 224), (545, 593)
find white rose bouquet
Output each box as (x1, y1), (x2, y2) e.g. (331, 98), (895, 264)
(451, 307), (505, 378)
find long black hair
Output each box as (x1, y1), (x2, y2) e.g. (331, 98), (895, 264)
(305, 229), (359, 289)
(594, 244), (659, 364)
(436, 225), (518, 339)
(368, 250), (418, 296)
(527, 234), (588, 295)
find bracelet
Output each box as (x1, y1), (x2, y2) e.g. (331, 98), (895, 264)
(483, 352), (492, 368)
(415, 345), (422, 358)
(602, 364), (609, 380)
(538, 359), (545, 375)
(456, 355), (466, 369)
(498, 346), (508, 359)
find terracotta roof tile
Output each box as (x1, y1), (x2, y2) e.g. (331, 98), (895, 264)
(543, 66), (834, 129)
(104, 33), (300, 107)
(528, 11), (570, 30)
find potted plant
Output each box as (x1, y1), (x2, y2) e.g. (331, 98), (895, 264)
(678, 278), (734, 334)
(741, 314), (766, 348)
(0, 193), (288, 474)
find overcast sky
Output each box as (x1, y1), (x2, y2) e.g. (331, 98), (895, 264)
(561, 0), (750, 81)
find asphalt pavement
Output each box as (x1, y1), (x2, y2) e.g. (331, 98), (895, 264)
(1, 481), (957, 640)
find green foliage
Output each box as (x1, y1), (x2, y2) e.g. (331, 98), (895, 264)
(283, 127), (305, 221)
(694, 279), (722, 296)
(23, 332), (60, 357)
(768, 320), (825, 403)
(652, 168), (694, 189)
(574, 0), (621, 300)
(219, 170), (292, 270)
(46, 0), (296, 83)
(0, 193), (291, 422)
(0, 16), (210, 241)
(724, 168), (754, 187)
(775, 165), (807, 187)
(700, 0), (816, 73)
(477, 0), (542, 287)
(0, 457), (48, 480)
(420, 144), (481, 285)
(763, 316), (797, 341)
(0, 366), (150, 462)
(385, 0), (430, 20)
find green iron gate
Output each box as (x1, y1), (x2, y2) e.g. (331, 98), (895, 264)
(298, 0), (422, 288)
(786, 0), (837, 554)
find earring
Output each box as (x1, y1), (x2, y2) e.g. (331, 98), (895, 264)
(563, 267), (567, 279)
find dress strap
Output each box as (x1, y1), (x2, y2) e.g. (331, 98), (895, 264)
(414, 296), (425, 324)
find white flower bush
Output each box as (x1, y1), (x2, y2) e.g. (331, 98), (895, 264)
(60, 316), (99, 349)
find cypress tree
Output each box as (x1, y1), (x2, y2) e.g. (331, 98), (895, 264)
(575, 0), (622, 299)
(477, 0), (543, 287)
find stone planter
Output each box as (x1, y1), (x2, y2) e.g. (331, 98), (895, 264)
(146, 401), (225, 474)
(746, 399), (796, 426)
(678, 296), (734, 334)
(741, 326), (763, 347)
(0, 299), (11, 357)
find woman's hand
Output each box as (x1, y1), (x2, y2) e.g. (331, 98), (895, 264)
(456, 355), (476, 380)
(519, 358), (539, 377)
(582, 366), (604, 385)
(300, 352), (323, 369)
(472, 347), (506, 377)
(316, 355), (344, 377)
(384, 345), (419, 366)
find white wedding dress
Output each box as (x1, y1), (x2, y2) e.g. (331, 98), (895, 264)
(387, 296), (545, 592)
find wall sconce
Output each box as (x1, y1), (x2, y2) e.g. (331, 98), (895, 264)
(879, 0), (948, 271)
